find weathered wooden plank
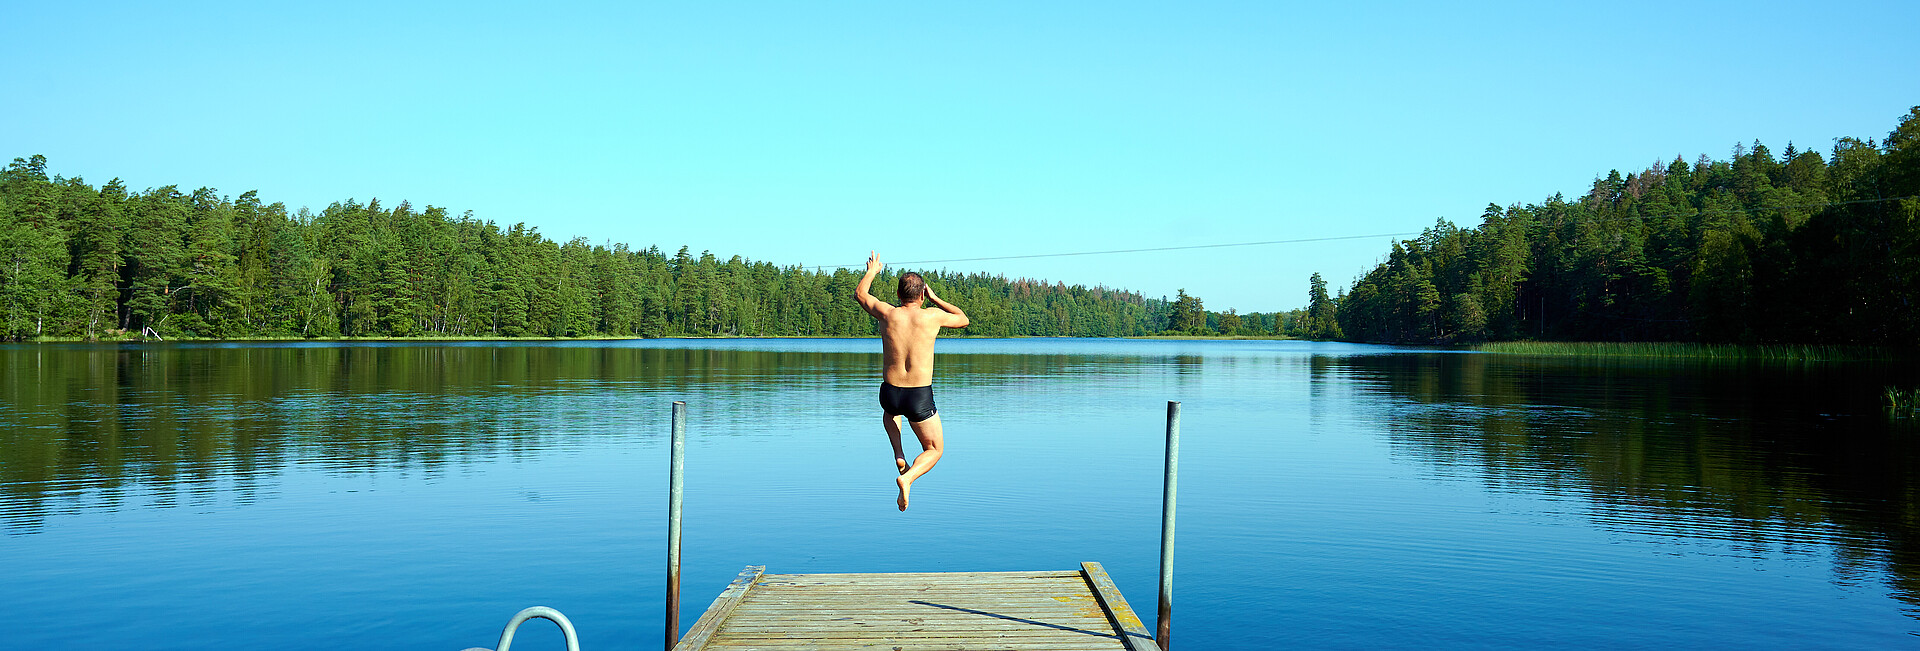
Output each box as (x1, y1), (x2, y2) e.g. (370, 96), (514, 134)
(685, 564), (1143, 651)
(715, 631), (1113, 641)
(708, 615), (1130, 649)
(729, 607), (1108, 619)
(736, 592), (1101, 602)
(748, 582), (1089, 592)
(717, 616), (1118, 629)
(765, 575), (1081, 579)
(711, 629), (1121, 640)
(752, 578), (1088, 586)
(1080, 562), (1160, 651)
(748, 579), (1082, 583)
(729, 609), (1097, 619)
(735, 596), (1102, 605)
(706, 641), (1119, 650)
(728, 597), (1109, 617)
(722, 616), (1111, 626)
(741, 593), (1092, 602)
(756, 571), (1080, 580)
(711, 634), (1118, 647)
(709, 642), (1117, 648)
(730, 603), (1106, 615)
(752, 576), (1098, 587)
(710, 644), (1116, 649)
(726, 604), (1111, 615)
(738, 599), (1093, 607)
(738, 597), (1091, 606)
(755, 586), (1093, 594)
(707, 643), (1120, 650)
(744, 586), (1088, 594)
(675, 565), (764, 651)
(711, 642), (1114, 649)
(745, 584), (1087, 593)
(714, 626), (1121, 633)
(752, 580), (1081, 587)
(731, 606), (1106, 616)
(721, 614), (1121, 629)
(751, 580), (1084, 588)
(709, 646), (1118, 651)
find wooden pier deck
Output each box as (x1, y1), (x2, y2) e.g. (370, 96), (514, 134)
(674, 562), (1160, 651)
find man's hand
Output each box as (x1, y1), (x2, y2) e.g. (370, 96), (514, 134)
(924, 282), (969, 327)
(866, 251), (882, 275)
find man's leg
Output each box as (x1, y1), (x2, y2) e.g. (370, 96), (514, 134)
(895, 413), (944, 511)
(882, 414), (909, 474)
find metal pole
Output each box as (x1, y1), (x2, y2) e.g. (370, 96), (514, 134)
(1158, 400), (1179, 650)
(666, 401), (687, 650)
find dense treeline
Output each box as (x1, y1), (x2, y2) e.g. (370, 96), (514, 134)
(1325, 107), (1920, 345)
(0, 157), (1221, 340)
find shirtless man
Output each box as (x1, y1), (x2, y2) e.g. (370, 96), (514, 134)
(856, 251), (969, 511)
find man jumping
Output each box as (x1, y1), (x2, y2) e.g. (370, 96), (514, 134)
(857, 251), (969, 511)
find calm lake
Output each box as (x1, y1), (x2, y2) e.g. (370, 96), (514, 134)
(4, 339), (1917, 649)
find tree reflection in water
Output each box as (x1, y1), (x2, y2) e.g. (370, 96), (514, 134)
(5, 340), (1916, 620)
(0, 342), (1166, 533)
(1333, 353), (1920, 608)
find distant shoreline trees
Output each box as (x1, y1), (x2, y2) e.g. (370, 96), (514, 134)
(28, 106), (1908, 346)
(1309, 106), (1920, 346)
(2, 157), (1271, 340)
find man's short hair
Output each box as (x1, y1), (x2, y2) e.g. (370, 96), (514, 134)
(898, 272), (926, 304)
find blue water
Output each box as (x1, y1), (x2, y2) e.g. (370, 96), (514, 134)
(2, 338), (1915, 649)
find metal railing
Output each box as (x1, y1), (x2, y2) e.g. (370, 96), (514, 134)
(461, 606), (579, 651)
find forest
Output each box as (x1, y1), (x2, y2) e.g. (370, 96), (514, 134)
(11, 108), (1912, 344)
(1319, 106), (1920, 346)
(0, 157), (1284, 340)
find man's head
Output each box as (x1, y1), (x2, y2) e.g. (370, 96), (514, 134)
(897, 272), (927, 305)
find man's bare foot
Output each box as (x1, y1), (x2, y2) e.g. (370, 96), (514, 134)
(896, 457), (909, 475)
(896, 475), (911, 511)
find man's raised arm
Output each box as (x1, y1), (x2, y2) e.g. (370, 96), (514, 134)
(855, 251), (889, 318)
(925, 285), (970, 329)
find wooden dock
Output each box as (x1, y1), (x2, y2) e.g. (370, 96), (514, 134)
(673, 562), (1160, 651)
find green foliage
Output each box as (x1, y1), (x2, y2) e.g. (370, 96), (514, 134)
(1888, 386), (1920, 417)
(1167, 289), (1207, 334)
(1328, 107), (1920, 346)
(0, 159), (1203, 340)
(1217, 309), (1242, 335)
(1303, 272), (1340, 339)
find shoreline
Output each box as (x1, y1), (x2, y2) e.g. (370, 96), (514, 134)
(13, 333), (1302, 343)
(8, 336), (1906, 360)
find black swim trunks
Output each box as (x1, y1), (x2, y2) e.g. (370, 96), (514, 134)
(879, 382), (937, 423)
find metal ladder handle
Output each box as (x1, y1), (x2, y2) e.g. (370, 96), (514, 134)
(479, 606), (581, 651)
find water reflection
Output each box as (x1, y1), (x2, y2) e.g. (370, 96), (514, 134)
(1342, 352), (1920, 607)
(7, 339), (1920, 643)
(0, 342), (1198, 534)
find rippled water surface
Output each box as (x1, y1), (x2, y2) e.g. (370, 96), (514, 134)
(4, 339), (1918, 649)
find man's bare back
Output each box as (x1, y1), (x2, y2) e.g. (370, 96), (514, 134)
(857, 251), (969, 511)
(878, 293), (952, 387)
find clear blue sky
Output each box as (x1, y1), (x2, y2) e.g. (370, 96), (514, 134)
(7, 1), (1917, 312)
